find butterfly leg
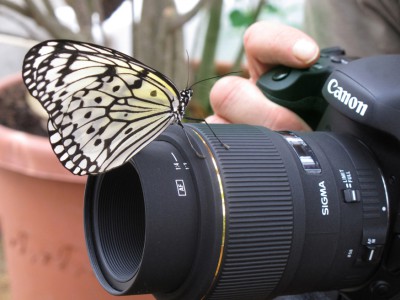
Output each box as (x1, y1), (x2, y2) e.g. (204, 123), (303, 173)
(178, 122), (206, 159)
(183, 117), (230, 150)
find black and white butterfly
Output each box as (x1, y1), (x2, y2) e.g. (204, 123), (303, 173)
(22, 40), (194, 176)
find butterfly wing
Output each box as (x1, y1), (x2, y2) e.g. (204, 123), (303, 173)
(22, 40), (180, 175)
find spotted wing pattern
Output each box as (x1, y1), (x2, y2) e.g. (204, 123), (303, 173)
(22, 40), (187, 175)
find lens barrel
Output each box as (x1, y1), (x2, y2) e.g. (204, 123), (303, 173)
(84, 124), (388, 299)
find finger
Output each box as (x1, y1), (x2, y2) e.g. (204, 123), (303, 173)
(205, 114), (230, 124)
(244, 21), (319, 80)
(210, 76), (311, 131)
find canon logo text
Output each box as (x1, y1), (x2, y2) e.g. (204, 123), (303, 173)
(327, 79), (368, 116)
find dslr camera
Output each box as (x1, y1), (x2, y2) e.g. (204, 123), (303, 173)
(84, 48), (400, 300)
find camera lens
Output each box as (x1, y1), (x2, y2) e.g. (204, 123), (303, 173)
(84, 124), (388, 299)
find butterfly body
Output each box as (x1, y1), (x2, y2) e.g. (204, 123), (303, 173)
(22, 40), (192, 175)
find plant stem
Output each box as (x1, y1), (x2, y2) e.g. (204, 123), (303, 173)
(194, 0), (222, 113)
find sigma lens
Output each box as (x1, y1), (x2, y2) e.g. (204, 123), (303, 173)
(84, 123), (388, 299)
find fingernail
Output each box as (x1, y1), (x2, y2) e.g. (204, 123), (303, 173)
(292, 39), (319, 64)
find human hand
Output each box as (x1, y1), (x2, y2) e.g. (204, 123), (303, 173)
(206, 21), (320, 131)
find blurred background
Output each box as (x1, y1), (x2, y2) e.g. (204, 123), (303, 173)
(0, 0), (304, 117)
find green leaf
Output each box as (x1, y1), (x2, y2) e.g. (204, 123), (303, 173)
(229, 9), (252, 27)
(265, 3), (279, 14)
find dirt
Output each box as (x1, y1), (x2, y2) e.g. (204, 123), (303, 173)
(0, 79), (47, 136)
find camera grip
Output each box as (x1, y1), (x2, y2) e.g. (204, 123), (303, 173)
(256, 47), (349, 129)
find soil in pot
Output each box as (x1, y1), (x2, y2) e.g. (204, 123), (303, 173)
(0, 75), (46, 137)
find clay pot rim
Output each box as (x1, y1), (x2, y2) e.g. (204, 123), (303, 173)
(0, 73), (86, 183)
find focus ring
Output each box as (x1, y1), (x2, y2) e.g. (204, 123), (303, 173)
(194, 125), (294, 300)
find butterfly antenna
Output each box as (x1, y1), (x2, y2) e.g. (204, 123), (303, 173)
(184, 117), (230, 150)
(185, 49), (190, 89)
(189, 71), (242, 90)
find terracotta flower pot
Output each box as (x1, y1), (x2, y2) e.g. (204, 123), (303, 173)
(0, 74), (153, 300)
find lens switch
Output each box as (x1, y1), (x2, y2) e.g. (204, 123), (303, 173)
(343, 189), (361, 203)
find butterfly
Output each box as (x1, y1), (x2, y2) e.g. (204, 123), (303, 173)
(22, 40), (194, 176)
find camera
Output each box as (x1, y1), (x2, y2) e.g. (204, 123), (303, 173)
(84, 49), (400, 299)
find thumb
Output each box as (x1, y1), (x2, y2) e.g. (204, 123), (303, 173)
(244, 21), (320, 80)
